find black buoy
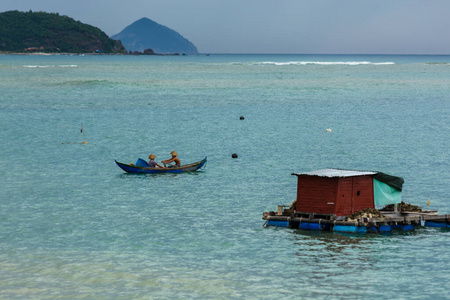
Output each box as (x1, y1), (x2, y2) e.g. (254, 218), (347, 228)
(240, 116), (245, 120)
(232, 153), (238, 158)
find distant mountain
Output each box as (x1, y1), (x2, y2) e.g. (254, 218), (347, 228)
(111, 18), (198, 54)
(0, 10), (126, 54)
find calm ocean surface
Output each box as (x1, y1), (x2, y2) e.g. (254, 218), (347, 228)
(0, 54), (449, 299)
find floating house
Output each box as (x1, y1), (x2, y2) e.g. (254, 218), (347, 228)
(293, 169), (403, 216)
(263, 169), (449, 233)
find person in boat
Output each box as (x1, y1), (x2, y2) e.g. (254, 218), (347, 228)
(148, 154), (163, 168)
(161, 150), (181, 167)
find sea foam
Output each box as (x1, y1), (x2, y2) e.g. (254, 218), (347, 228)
(22, 65), (78, 68)
(258, 61), (395, 66)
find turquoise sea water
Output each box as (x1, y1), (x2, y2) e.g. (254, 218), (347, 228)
(0, 54), (449, 299)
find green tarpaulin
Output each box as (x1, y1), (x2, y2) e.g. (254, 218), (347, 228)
(373, 172), (404, 191)
(373, 179), (402, 207)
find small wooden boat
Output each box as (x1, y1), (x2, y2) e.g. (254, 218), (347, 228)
(115, 157), (207, 174)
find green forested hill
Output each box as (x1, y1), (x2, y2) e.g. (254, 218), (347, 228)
(0, 10), (126, 53)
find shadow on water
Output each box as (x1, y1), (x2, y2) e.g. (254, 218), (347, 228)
(117, 170), (205, 179)
(289, 227), (425, 249)
(118, 172), (179, 179)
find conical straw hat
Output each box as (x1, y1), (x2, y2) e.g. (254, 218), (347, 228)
(149, 154), (156, 159)
(170, 150), (178, 156)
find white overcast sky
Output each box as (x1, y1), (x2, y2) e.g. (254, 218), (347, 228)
(1, 0), (449, 54)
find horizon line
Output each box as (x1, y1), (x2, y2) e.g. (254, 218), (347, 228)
(198, 53), (450, 56)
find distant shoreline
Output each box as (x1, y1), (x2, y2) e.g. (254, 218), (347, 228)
(0, 52), (194, 56)
(0, 52), (125, 56)
(2, 52), (450, 57)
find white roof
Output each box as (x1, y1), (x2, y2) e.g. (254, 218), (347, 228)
(292, 168), (378, 178)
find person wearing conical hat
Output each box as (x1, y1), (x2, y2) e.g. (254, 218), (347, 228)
(148, 154), (163, 168)
(161, 150), (181, 167)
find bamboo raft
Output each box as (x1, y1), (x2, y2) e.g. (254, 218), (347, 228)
(263, 206), (450, 233)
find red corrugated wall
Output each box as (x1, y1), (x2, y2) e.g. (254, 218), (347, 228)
(346, 175), (374, 215)
(296, 175), (375, 216)
(296, 176), (338, 214)
(335, 177), (353, 216)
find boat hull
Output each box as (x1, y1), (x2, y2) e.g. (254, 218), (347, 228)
(115, 157), (207, 174)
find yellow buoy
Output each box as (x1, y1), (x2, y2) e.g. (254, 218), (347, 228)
(426, 199), (431, 206)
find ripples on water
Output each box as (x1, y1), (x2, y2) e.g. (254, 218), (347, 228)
(0, 54), (449, 299)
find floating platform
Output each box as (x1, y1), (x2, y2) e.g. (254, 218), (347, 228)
(264, 168), (449, 234)
(263, 206), (450, 233)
